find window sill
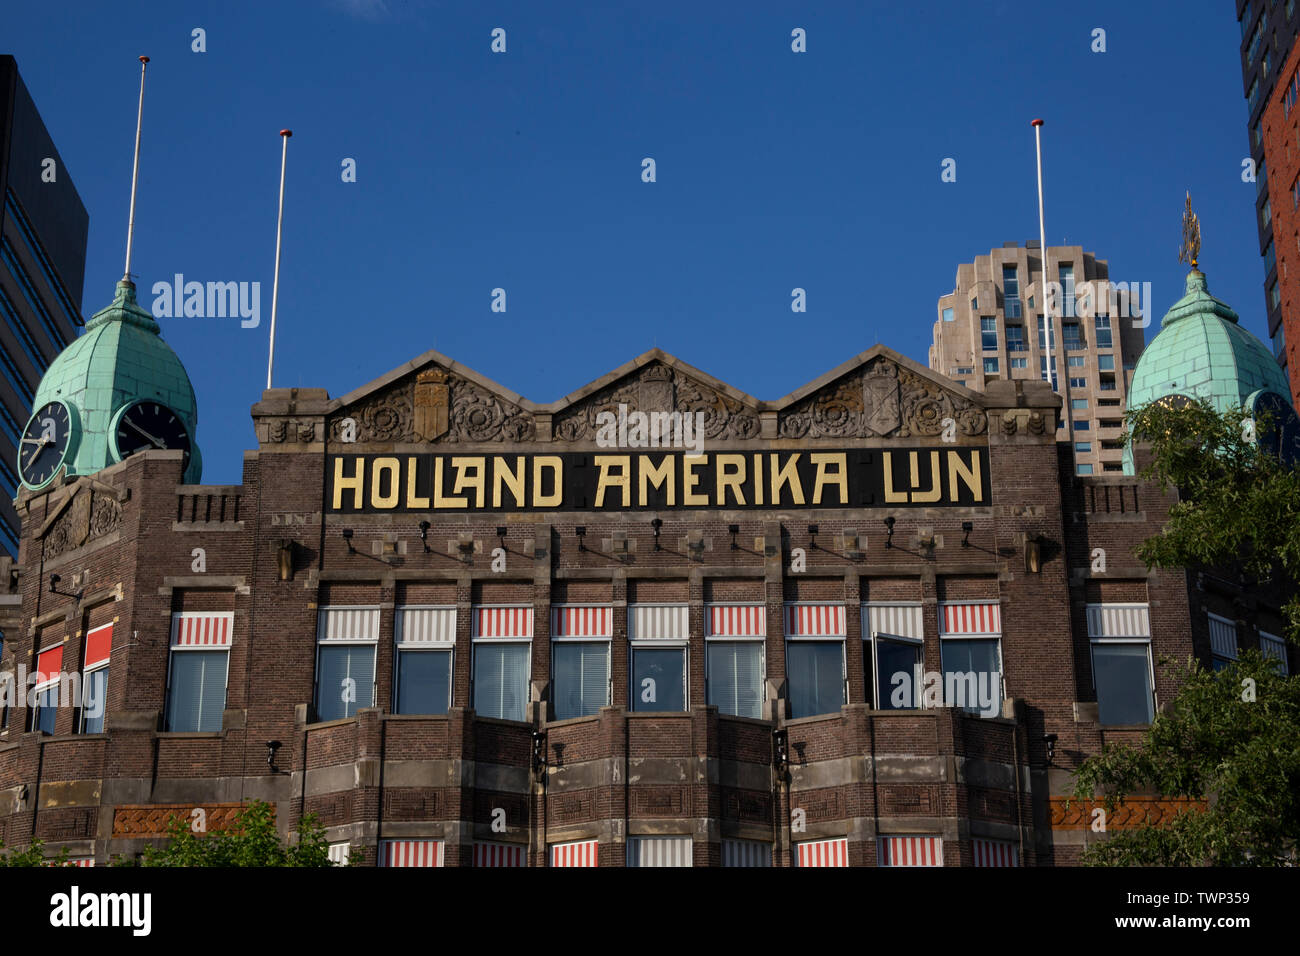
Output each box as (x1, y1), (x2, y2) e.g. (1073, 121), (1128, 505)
(155, 731), (224, 739)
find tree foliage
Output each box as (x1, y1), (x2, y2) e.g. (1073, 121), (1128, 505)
(138, 800), (338, 867)
(0, 837), (69, 867)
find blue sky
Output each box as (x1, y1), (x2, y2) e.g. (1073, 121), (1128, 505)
(6, 0), (1262, 484)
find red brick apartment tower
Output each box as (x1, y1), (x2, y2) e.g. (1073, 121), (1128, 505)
(0, 347), (1291, 866)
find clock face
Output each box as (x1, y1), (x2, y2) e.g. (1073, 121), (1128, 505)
(111, 401), (192, 471)
(18, 401), (75, 489)
(1247, 390), (1300, 466)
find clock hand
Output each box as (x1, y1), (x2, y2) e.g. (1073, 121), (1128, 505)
(21, 436), (50, 445)
(125, 417), (166, 449)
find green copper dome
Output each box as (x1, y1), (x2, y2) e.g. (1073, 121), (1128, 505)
(1123, 269), (1292, 473)
(30, 280), (202, 483)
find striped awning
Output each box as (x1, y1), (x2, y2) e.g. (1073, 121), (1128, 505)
(628, 605), (689, 641)
(473, 606), (534, 639)
(706, 604), (766, 638)
(474, 842), (526, 867)
(396, 607), (456, 645)
(939, 603), (1001, 636)
(1208, 615), (1238, 659)
(972, 838), (1018, 867)
(172, 613), (234, 648)
(881, 835), (943, 867)
(1086, 604), (1151, 639)
(317, 607), (379, 642)
(784, 604), (846, 638)
(379, 839), (443, 867)
(550, 839), (598, 867)
(1260, 632), (1289, 671)
(35, 645), (63, 683)
(627, 836), (693, 867)
(84, 623), (113, 668)
(865, 603), (924, 641)
(327, 842), (351, 865)
(552, 605), (613, 638)
(48, 858), (94, 867)
(795, 837), (848, 867)
(722, 838), (771, 867)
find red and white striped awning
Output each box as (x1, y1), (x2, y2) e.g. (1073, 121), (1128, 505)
(722, 838), (772, 867)
(474, 842), (526, 867)
(84, 623), (113, 668)
(784, 604), (846, 638)
(706, 604), (766, 638)
(379, 839), (443, 867)
(972, 838), (1018, 867)
(1085, 604), (1151, 639)
(35, 645), (63, 684)
(882, 835), (943, 867)
(552, 606), (612, 638)
(939, 603), (1001, 636)
(473, 606), (534, 639)
(795, 837), (848, 867)
(628, 605), (689, 640)
(171, 612), (234, 648)
(1207, 615), (1238, 659)
(317, 607), (380, 642)
(47, 858), (94, 867)
(396, 607), (456, 645)
(550, 839), (598, 867)
(864, 603), (924, 641)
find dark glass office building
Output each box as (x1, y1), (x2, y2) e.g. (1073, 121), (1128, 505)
(0, 55), (88, 555)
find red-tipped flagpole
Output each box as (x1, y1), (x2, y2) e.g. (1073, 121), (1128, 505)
(123, 56), (149, 283)
(1031, 119), (1053, 392)
(267, 129), (292, 390)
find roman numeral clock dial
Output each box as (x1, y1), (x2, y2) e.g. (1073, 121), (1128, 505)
(110, 400), (192, 472)
(18, 401), (77, 489)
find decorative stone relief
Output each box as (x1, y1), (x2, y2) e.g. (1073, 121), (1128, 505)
(42, 488), (122, 560)
(779, 357), (987, 439)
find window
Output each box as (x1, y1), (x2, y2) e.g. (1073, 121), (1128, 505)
(1264, 237), (1276, 276)
(627, 836), (693, 867)
(1076, 464), (1093, 475)
(1273, 321), (1287, 359)
(1248, 16), (1264, 67)
(1067, 355), (1085, 367)
(1075, 442), (1092, 453)
(1102, 463), (1123, 472)
(973, 838), (1018, 867)
(1074, 419), (1090, 431)
(1005, 324), (1025, 352)
(1241, 3), (1252, 38)
(951, 366), (973, 376)
(29, 643), (64, 734)
(980, 317), (998, 350)
(1063, 323), (1084, 351)
(1094, 315), (1112, 349)
(166, 613), (233, 732)
(551, 605), (612, 720)
(313, 607), (378, 722)
(1208, 614), (1239, 670)
(865, 603), (924, 710)
(80, 624), (112, 733)
(379, 840), (444, 867)
(394, 607), (455, 715)
(723, 839), (772, 867)
(1069, 376), (1086, 389)
(551, 840), (599, 867)
(1039, 356), (1058, 389)
(881, 836), (943, 867)
(1059, 264), (1075, 317)
(1087, 605), (1154, 725)
(942, 307), (954, 322)
(1097, 354), (1115, 371)
(1262, 195), (1272, 229)
(1269, 278), (1281, 312)
(1290, 0), (1296, 21)
(1264, 47), (1272, 77)
(983, 357), (999, 374)
(328, 843), (352, 866)
(1010, 357), (1027, 369)
(1002, 265), (1021, 318)
(1099, 375), (1117, 391)
(706, 604), (766, 719)
(1248, 77), (1260, 113)
(629, 604), (688, 712)
(472, 605), (533, 721)
(938, 603), (1003, 718)
(795, 838), (849, 867)
(1260, 631), (1290, 674)
(1037, 315), (1056, 350)
(1071, 398), (1088, 410)
(1258, 158), (1267, 196)
(784, 604), (846, 718)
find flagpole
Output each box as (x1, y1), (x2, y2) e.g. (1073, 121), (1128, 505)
(267, 129), (292, 391)
(123, 56), (149, 283)
(1032, 118), (1052, 391)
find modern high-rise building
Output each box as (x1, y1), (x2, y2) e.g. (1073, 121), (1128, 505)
(0, 55), (89, 556)
(930, 242), (1144, 475)
(1238, 2), (1298, 406)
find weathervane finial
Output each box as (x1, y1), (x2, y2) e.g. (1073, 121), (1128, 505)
(1178, 191), (1201, 271)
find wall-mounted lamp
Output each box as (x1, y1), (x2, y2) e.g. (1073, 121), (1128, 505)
(1043, 733), (1057, 764)
(457, 533), (475, 563)
(496, 526), (508, 549)
(266, 739), (283, 773)
(531, 730), (548, 775)
(1025, 534), (1042, 574)
(773, 728), (789, 776)
(575, 526), (587, 552)
(807, 523), (819, 548)
(728, 524), (740, 550)
(419, 520), (431, 553)
(961, 521), (973, 548)
(651, 517), (662, 551)
(883, 516), (896, 549)
(48, 574), (80, 599)
(276, 539), (295, 581)
(341, 528), (356, 555)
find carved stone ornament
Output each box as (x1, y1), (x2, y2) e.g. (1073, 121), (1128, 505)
(779, 357), (987, 439)
(329, 364), (535, 444)
(42, 488), (122, 560)
(552, 362), (760, 442)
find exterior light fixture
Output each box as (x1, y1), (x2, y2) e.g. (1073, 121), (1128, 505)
(773, 728), (789, 776)
(883, 516), (896, 549)
(728, 524), (740, 550)
(651, 517), (662, 551)
(276, 539), (294, 581)
(961, 521), (973, 548)
(266, 740), (282, 773)
(1025, 534), (1042, 574)
(531, 730), (548, 775)
(807, 523), (819, 547)
(1043, 733), (1057, 764)
(575, 526), (586, 552)
(341, 528), (355, 555)
(419, 520), (431, 553)
(496, 526), (507, 549)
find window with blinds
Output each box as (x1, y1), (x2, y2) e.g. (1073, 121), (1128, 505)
(629, 605), (688, 712)
(314, 607), (379, 722)
(471, 605), (534, 722)
(79, 623), (113, 734)
(1208, 613), (1238, 670)
(165, 612), (234, 732)
(784, 604), (846, 718)
(394, 607), (455, 715)
(705, 604), (765, 719)
(551, 606), (611, 720)
(1087, 604), (1154, 726)
(1260, 631), (1289, 675)
(864, 603), (924, 711)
